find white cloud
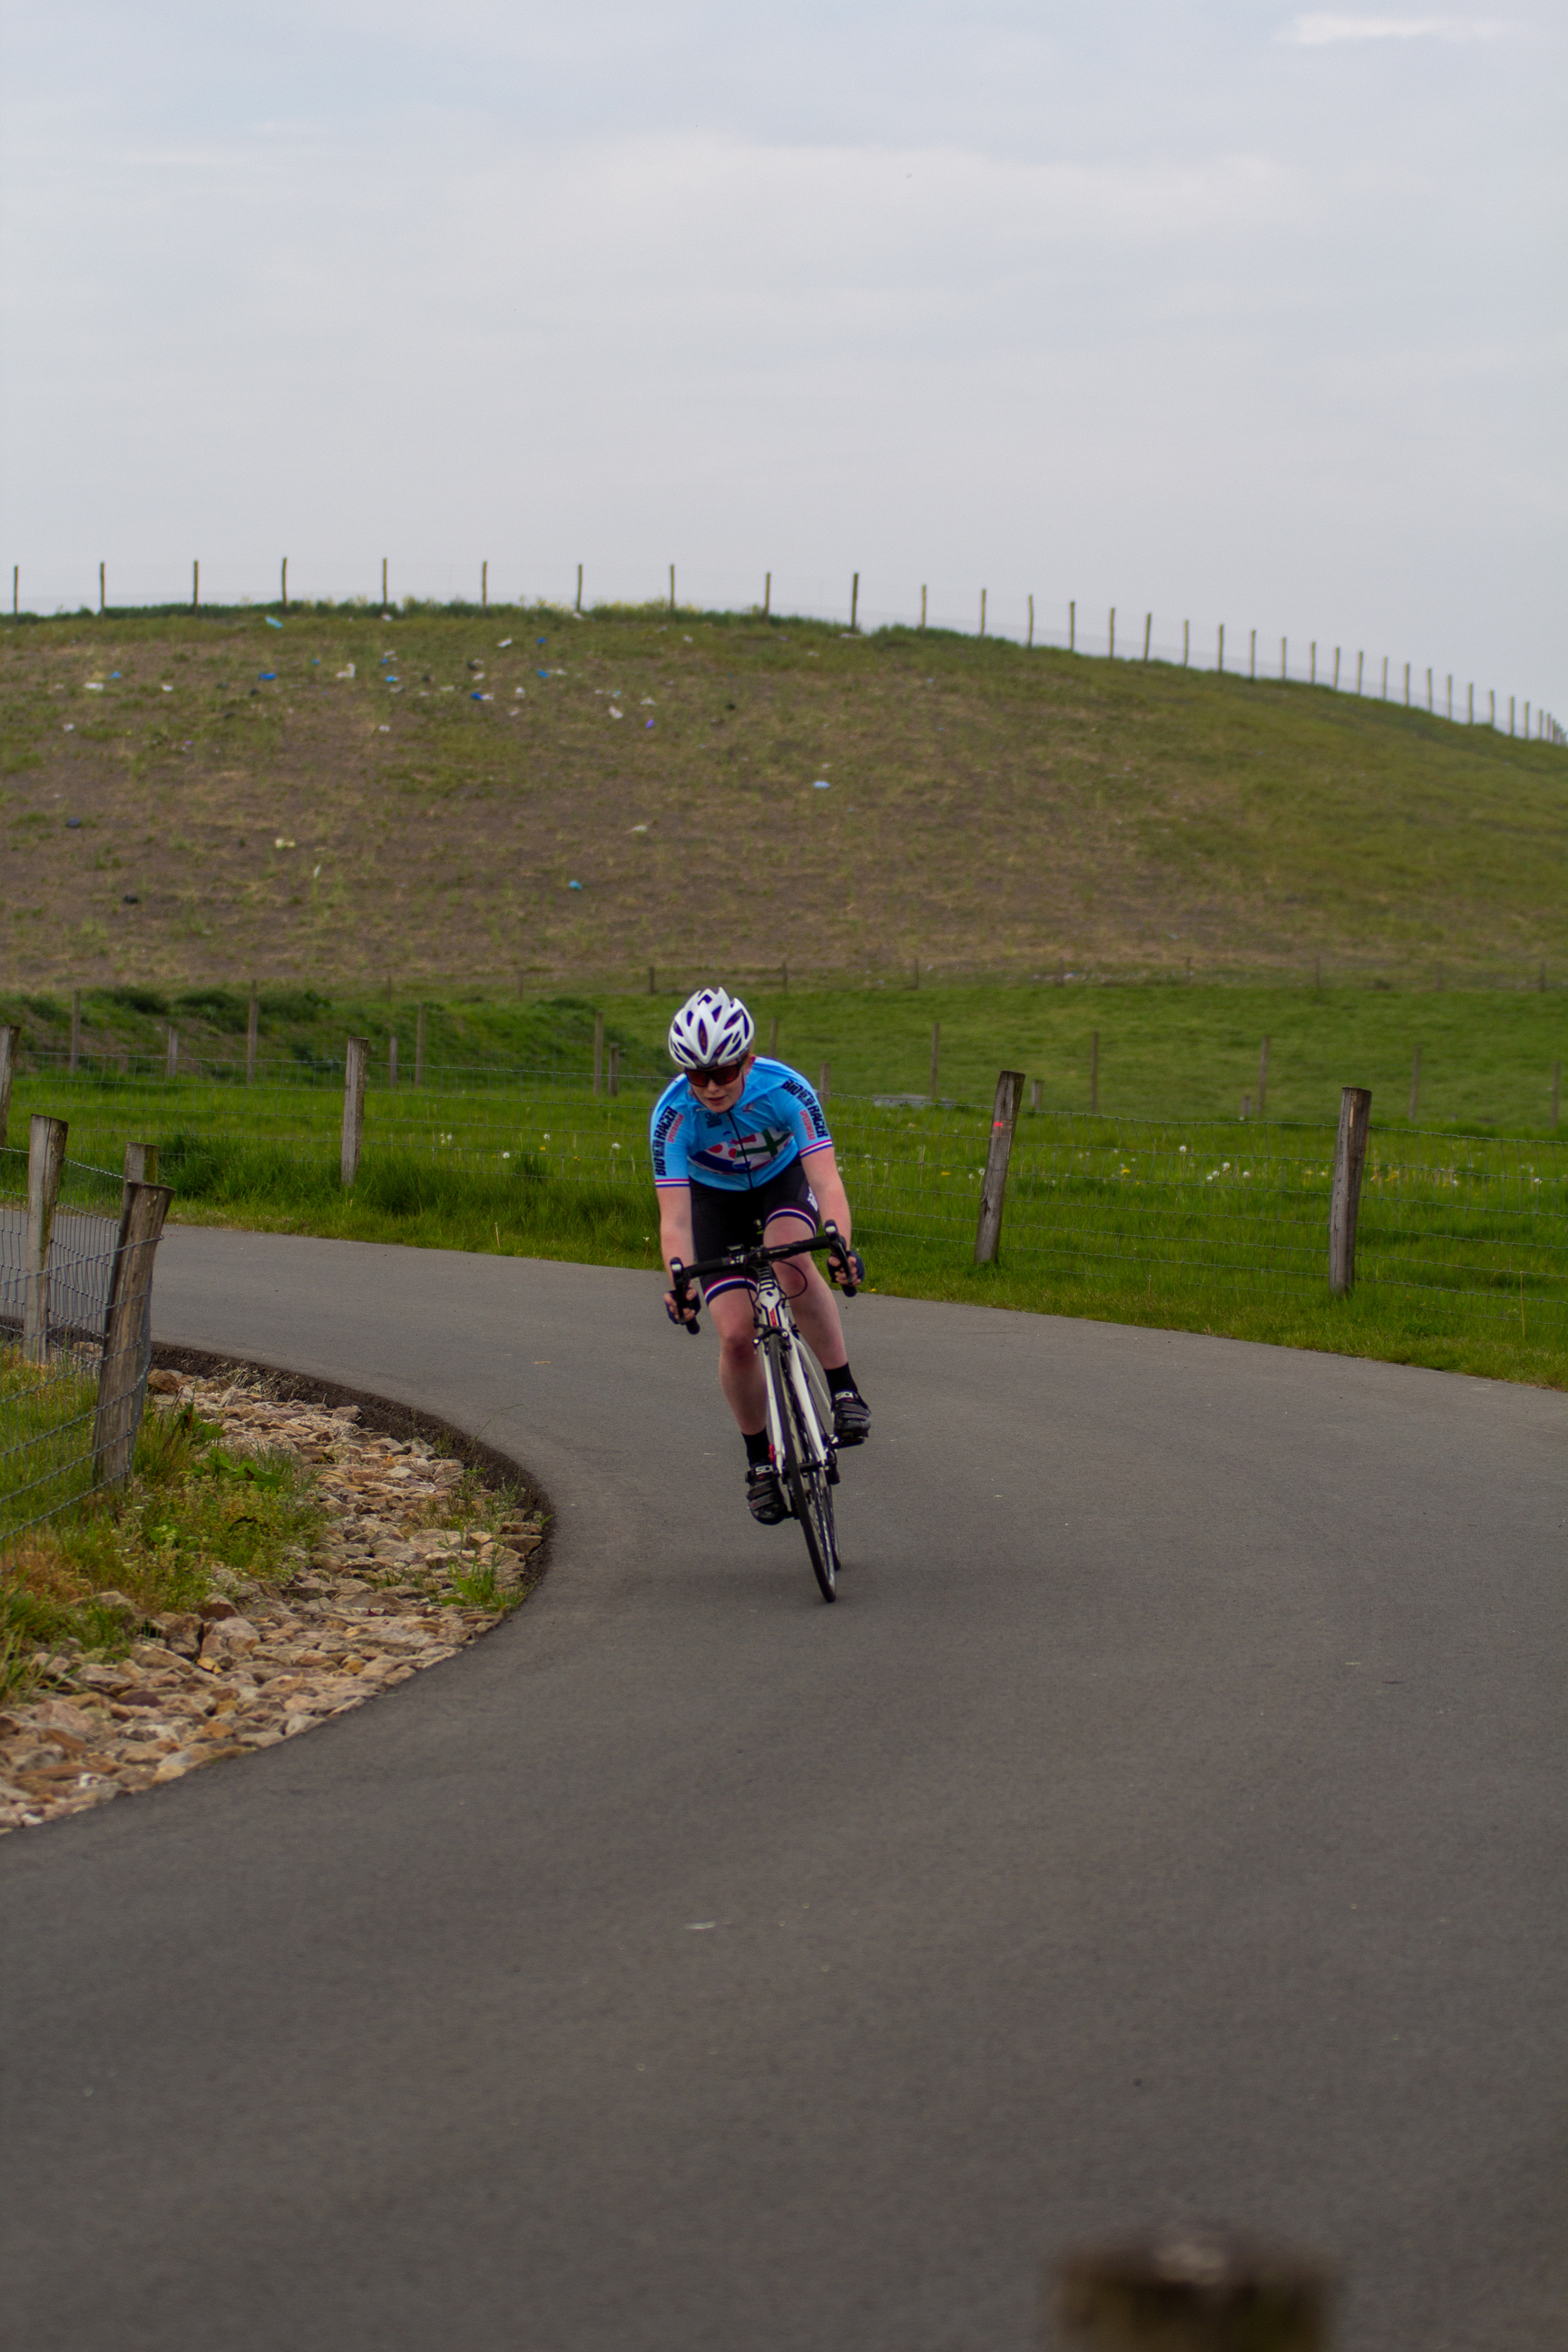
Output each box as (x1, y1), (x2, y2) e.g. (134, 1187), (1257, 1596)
(1282, 14), (1506, 40)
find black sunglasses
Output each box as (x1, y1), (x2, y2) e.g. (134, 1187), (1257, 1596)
(688, 1061), (746, 1090)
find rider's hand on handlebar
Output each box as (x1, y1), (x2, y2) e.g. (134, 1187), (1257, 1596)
(665, 1288), (701, 1330)
(830, 1245), (866, 1291)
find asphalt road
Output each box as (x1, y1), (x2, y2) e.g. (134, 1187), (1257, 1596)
(3, 1230), (1563, 2351)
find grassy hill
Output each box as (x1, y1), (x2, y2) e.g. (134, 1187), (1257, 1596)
(2, 602), (1563, 995)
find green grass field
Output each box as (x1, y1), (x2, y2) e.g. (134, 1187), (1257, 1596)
(5, 979), (1563, 1390)
(3, 600), (1563, 995)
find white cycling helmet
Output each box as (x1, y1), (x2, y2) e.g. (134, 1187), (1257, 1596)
(667, 986), (756, 1069)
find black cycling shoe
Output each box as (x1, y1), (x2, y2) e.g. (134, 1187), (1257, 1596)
(746, 1465), (790, 1525)
(832, 1389), (872, 1446)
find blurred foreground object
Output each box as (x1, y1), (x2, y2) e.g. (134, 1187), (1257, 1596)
(1054, 2229), (1332, 2350)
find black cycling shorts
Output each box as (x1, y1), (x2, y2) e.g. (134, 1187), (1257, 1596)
(689, 1161), (818, 1300)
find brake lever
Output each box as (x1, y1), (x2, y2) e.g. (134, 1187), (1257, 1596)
(822, 1220), (859, 1298)
(667, 1259), (701, 1335)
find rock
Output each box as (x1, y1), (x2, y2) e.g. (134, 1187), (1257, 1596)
(199, 1617), (260, 1663)
(77, 1662), (139, 1693)
(146, 1368), (183, 1395)
(197, 1598), (239, 1623)
(91, 1590), (142, 1626)
(330, 1404), (363, 1422)
(149, 1612), (202, 1657)
(25, 1700), (100, 1741)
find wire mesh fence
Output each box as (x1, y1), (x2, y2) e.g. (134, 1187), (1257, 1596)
(4, 1072), (1564, 1340)
(829, 1104), (1567, 1326)
(0, 1151), (159, 1556)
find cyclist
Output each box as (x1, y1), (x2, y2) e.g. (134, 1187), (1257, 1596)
(652, 986), (871, 1525)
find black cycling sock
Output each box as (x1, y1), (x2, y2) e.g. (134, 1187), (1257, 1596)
(743, 1427), (772, 1468)
(825, 1363), (858, 1397)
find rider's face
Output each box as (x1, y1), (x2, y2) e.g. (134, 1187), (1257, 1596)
(687, 1054), (753, 1113)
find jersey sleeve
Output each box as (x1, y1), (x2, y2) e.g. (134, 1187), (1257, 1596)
(778, 1072), (834, 1159)
(650, 1091), (691, 1189)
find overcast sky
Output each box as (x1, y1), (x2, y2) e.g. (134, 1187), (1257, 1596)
(2, 2), (1562, 713)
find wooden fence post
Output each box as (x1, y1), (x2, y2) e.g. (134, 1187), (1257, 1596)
(93, 1181), (173, 1489)
(0, 1023), (15, 1147)
(763, 571), (770, 617)
(99, 561), (105, 614)
(281, 556), (289, 614)
(818, 1061), (830, 1104)
(1030, 1078), (1042, 1112)
(576, 564), (583, 613)
(920, 585), (926, 632)
(593, 1012), (604, 1098)
(1070, 601), (1076, 653)
(1090, 1030), (1099, 1113)
(246, 983), (260, 1082)
(192, 559), (199, 613)
(1108, 606), (1115, 659)
(122, 1141), (158, 1220)
(341, 1036), (369, 1185)
(1145, 612), (1153, 662)
(1258, 1035), (1269, 1117)
(1552, 1061), (1561, 1129)
(929, 1020), (941, 1103)
(70, 989), (82, 1074)
(979, 587), (986, 638)
(851, 572), (859, 631)
(388, 1034), (398, 1088)
(1028, 593), (1034, 648)
(381, 557), (388, 606)
(1250, 627), (1257, 679)
(1408, 1046), (1421, 1121)
(414, 1004), (426, 1089)
(1054, 2230), (1331, 2351)
(24, 1113), (69, 1364)
(607, 1044), (621, 1099)
(669, 563), (675, 615)
(974, 1069), (1024, 1263)
(164, 1027), (179, 1080)
(1328, 1085), (1372, 1295)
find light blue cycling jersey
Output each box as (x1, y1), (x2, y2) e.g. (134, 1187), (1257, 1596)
(651, 1058), (833, 1191)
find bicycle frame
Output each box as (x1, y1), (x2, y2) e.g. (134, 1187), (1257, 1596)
(750, 1260), (835, 1484)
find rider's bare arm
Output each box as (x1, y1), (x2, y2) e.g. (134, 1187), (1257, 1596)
(659, 1191), (697, 1316)
(802, 1146), (852, 1246)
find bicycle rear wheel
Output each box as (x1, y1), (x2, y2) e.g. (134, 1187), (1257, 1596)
(767, 1336), (838, 1602)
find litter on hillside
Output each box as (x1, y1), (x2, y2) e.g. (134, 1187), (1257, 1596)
(259, 671), (277, 681)
(66, 818), (81, 828)
(337, 664), (355, 679)
(609, 707), (623, 719)
(85, 681), (104, 691)
(568, 879), (583, 890)
(62, 722), (74, 730)
(265, 616), (283, 630)
(645, 719), (654, 729)
(813, 779), (831, 789)
(497, 638), (512, 648)
(162, 683), (172, 692)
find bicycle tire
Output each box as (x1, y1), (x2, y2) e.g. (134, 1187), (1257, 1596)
(766, 1333), (838, 1602)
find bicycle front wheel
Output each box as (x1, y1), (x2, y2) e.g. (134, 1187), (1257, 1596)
(767, 1335), (838, 1602)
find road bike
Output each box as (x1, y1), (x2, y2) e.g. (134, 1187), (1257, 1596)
(669, 1224), (859, 1604)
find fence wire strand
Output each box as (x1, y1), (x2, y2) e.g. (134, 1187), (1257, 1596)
(0, 1153), (154, 1553)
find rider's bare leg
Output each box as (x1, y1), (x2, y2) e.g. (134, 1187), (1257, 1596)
(706, 1286), (769, 1432)
(763, 1210), (848, 1372)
